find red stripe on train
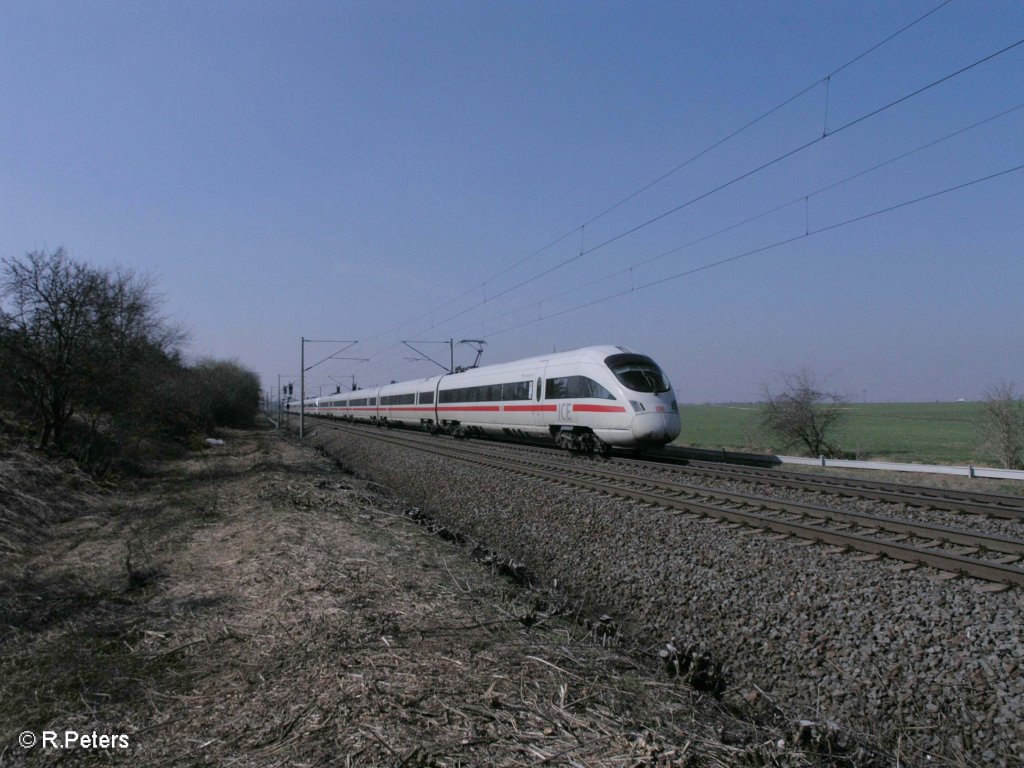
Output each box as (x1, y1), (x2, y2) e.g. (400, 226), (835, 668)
(436, 406), (501, 412)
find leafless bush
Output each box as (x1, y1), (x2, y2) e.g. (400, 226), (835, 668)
(976, 381), (1024, 469)
(761, 369), (847, 457)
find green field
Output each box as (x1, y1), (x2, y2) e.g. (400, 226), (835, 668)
(674, 402), (986, 466)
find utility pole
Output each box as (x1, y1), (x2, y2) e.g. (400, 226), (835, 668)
(277, 373), (292, 429)
(278, 375), (297, 428)
(300, 337), (305, 439)
(299, 338), (362, 440)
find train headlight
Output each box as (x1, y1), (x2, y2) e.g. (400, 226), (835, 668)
(629, 400), (645, 412)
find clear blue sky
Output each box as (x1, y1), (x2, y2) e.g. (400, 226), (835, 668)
(2, 0), (1022, 402)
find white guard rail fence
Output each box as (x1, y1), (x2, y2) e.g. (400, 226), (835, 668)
(777, 455), (1024, 481)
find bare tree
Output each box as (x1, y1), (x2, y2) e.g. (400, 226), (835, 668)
(976, 381), (1024, 469)
(0, 248), (184, 450)
(761, 369), (847, 457)
(86, 267), (186, 416)
(1, 249), (100, 447)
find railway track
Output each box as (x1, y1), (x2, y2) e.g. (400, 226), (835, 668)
(309, 419), (1024, 520)
(311, 420), (1024, 588)
(644, 454), (1024, 521)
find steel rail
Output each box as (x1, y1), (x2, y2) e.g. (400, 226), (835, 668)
(510, 459), (1024, 557)
(317, 421), (1024, 587)
(341, 428), (1024, 556)
(308, 415), (1024, 519)
(636, 456), (1024, 521)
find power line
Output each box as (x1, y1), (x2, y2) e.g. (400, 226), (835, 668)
(473, 100), (1024, 333)
(829, 0), (955, 79)
(394, 37), (1024, 339)
(581, 0), (957, 227)
(355, 1), (957, 349)
(580, 37), (1024, 258)
(484, 162), (1024, 338)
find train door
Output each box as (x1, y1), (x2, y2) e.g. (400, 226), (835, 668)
(541, 363), (575, 432)
(532, 363), (550, 430)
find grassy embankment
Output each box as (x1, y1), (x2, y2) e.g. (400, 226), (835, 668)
(674, 401), (985, 466)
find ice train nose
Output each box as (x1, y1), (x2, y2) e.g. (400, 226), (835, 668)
(630, 412), (680, 444)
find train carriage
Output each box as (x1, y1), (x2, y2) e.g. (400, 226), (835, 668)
(291, 345), (680, 453)
(379, 377), (438, 429)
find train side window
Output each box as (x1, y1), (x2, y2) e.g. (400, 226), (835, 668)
(579, 377), (615, 399)
(545, 376), (615, 400)
(537, 378), (542, 401)
(439, 388), (460, 403)
(545, 377), (566, 400)
(500, 381), (530, 401)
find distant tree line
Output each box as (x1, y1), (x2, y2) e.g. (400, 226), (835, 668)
(0, 248), (261, 472)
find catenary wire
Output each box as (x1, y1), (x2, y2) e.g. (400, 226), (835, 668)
(482, 163), (1024, 338)
(443, 101), (1024, 334)
(396, 37), (1024, 338)
(308, 157), (1022, 389)
(353, 1), (957, 348)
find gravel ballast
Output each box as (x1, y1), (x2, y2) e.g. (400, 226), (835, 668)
(320, 427), (1024, 767)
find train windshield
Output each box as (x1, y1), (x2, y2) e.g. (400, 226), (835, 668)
(604, 353), (671, 393)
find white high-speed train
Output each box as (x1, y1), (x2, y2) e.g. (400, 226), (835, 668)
(287, 345), (681, 453)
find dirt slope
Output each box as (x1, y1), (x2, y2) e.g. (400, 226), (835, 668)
(1, 428), (864, 766)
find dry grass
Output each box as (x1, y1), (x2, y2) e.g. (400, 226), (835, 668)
(0, 446), (99, 558)
(0, 427), (886, 766)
